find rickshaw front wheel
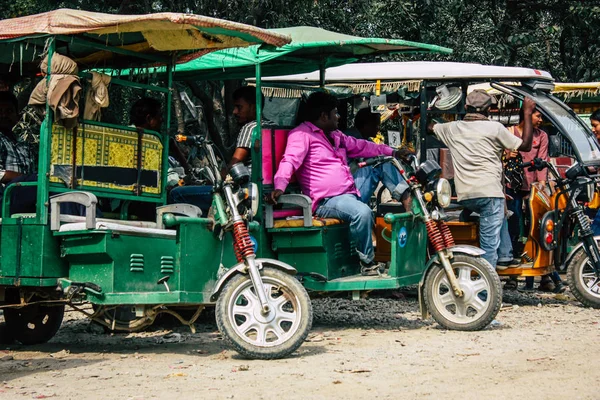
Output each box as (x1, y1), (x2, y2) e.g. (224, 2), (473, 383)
(4, 302), (65, 345)
(567, 248), (600, 309)
(216, 266), (313, 360)
(424, 254), (502, 331)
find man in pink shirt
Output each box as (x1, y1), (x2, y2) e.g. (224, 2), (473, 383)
(270, 92), (408, 275)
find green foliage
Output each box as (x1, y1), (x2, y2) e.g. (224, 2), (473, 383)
(4, 0), (600, 81)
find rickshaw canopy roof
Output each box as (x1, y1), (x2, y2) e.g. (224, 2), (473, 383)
(260, 61), (553, 83)
(0, 9), (291, 72)
(143, 26), (453, 80)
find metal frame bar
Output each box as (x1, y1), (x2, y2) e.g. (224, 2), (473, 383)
(55, 35), (170, 63)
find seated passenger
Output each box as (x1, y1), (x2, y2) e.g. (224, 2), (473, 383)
(169, 87), (272, 215)
(270, 92), (408, 276)
(127, 97), (212, 217)
(346, 108), (410, 209)
(0, 91), (37, 215)
(228, 85), (274, 169)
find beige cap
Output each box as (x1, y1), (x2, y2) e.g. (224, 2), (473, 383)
(465, 89), (497, 112)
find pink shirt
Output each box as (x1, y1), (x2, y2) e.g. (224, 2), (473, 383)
(274, 121), (394, 213)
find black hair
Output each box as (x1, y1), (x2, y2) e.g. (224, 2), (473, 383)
(130, 97), (161, 127)
(305, 91), (338, 123)
(0, 91), (18, 112)
(354, 107), (380, 129)
(591, 109), (600, 123)
(233, 85), (264, 107)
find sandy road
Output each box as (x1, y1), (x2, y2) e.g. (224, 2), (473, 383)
(0, 290), (599, 400)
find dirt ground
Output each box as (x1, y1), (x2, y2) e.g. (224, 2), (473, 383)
(0, 287), (599, 400)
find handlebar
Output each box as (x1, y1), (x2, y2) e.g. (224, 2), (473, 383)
(175, 134), (204, 145)
(358, 155), (391, 168)
(518, 157), (563, 181)
(518, 158), (548, 171)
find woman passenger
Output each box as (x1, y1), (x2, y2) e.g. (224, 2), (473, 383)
(504, 107), (565, 292)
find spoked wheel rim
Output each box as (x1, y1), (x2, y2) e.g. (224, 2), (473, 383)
(576, 259), (600, 299)
(430, 261), (492, 324)
(227, 276), (302, 347)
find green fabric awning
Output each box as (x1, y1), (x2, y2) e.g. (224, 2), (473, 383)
(118, 26), (452, 81)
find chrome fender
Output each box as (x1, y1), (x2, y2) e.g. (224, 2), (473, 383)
(417, 245), (487, 319)
(562, 235), (600, 270)
(210, 258), (297, 301)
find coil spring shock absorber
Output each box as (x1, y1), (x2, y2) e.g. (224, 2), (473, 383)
(573, 207), (593, 237)
(426, 220), (445, 252)
(232, 221), (255, 262)
(437, 221), (456, 248)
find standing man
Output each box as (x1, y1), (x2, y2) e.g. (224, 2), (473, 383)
(431, 90), (535, 268)
(270, 92), (408, 276)
(346, 108), (411, 209)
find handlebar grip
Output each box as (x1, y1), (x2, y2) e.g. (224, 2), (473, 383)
(518, 160), (534, 169)
(358, 156), (386, 168)
(175, 134), (187, 143)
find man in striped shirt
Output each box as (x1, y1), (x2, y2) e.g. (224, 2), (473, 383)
(228, 86), (273, 170)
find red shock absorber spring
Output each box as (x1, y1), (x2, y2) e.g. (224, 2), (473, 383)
(425, 219), (445, 252)
(437, 220), (455, 248)
(232, 221), (255, 262)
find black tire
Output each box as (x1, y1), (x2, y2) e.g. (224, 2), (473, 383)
(567, 247), (600, 308)
(216, 267), (312, 360)
(424, 254), (502, 331)
(4, 303), (65, 345)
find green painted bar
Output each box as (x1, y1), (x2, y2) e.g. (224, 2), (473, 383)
(79, 72), (170, 94)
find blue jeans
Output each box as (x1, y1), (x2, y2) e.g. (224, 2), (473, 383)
(459, 197), (511, 267)
(497, 218), (513, 263)
(315, 193), (374, 263)
(353, 163), (409, 203)
(169, 185), (213, 217)
(592, 209), (600, 236)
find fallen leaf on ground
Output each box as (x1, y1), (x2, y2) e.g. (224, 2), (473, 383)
(527, 357), (555, 362)
(49, 350), (70, 359)
(306, 334), (324, 342)
(456, 353), (480, 357)
(165, 372), (187, 378)
(333, 380), (342, 384)
(334, 368), (372, 374)
(213, 351), (229, 360)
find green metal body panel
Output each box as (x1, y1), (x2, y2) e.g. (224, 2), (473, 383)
(270, 224), (359, 280)
(0, 221), (67, 286)
(388, 213), (428, 283)
(58, 220), (237, 305)
(271, 213), (427, 292)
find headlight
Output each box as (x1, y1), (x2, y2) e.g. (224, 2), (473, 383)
(436, 178), (451, 208)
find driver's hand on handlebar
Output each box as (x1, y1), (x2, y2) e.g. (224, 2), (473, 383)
(393, 148), (415, 162)
(267, 189), (284, 205)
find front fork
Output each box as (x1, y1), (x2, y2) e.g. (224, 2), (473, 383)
(573, 205), (600, 276)
(437, 250), (463, 297)
(223, 185), (271, 314)
(413, 186), (464, 298)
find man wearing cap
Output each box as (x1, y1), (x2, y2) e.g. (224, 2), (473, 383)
(430, 90), (535, 268)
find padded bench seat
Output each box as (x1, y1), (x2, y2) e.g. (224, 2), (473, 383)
(272, 217), (344, 229)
